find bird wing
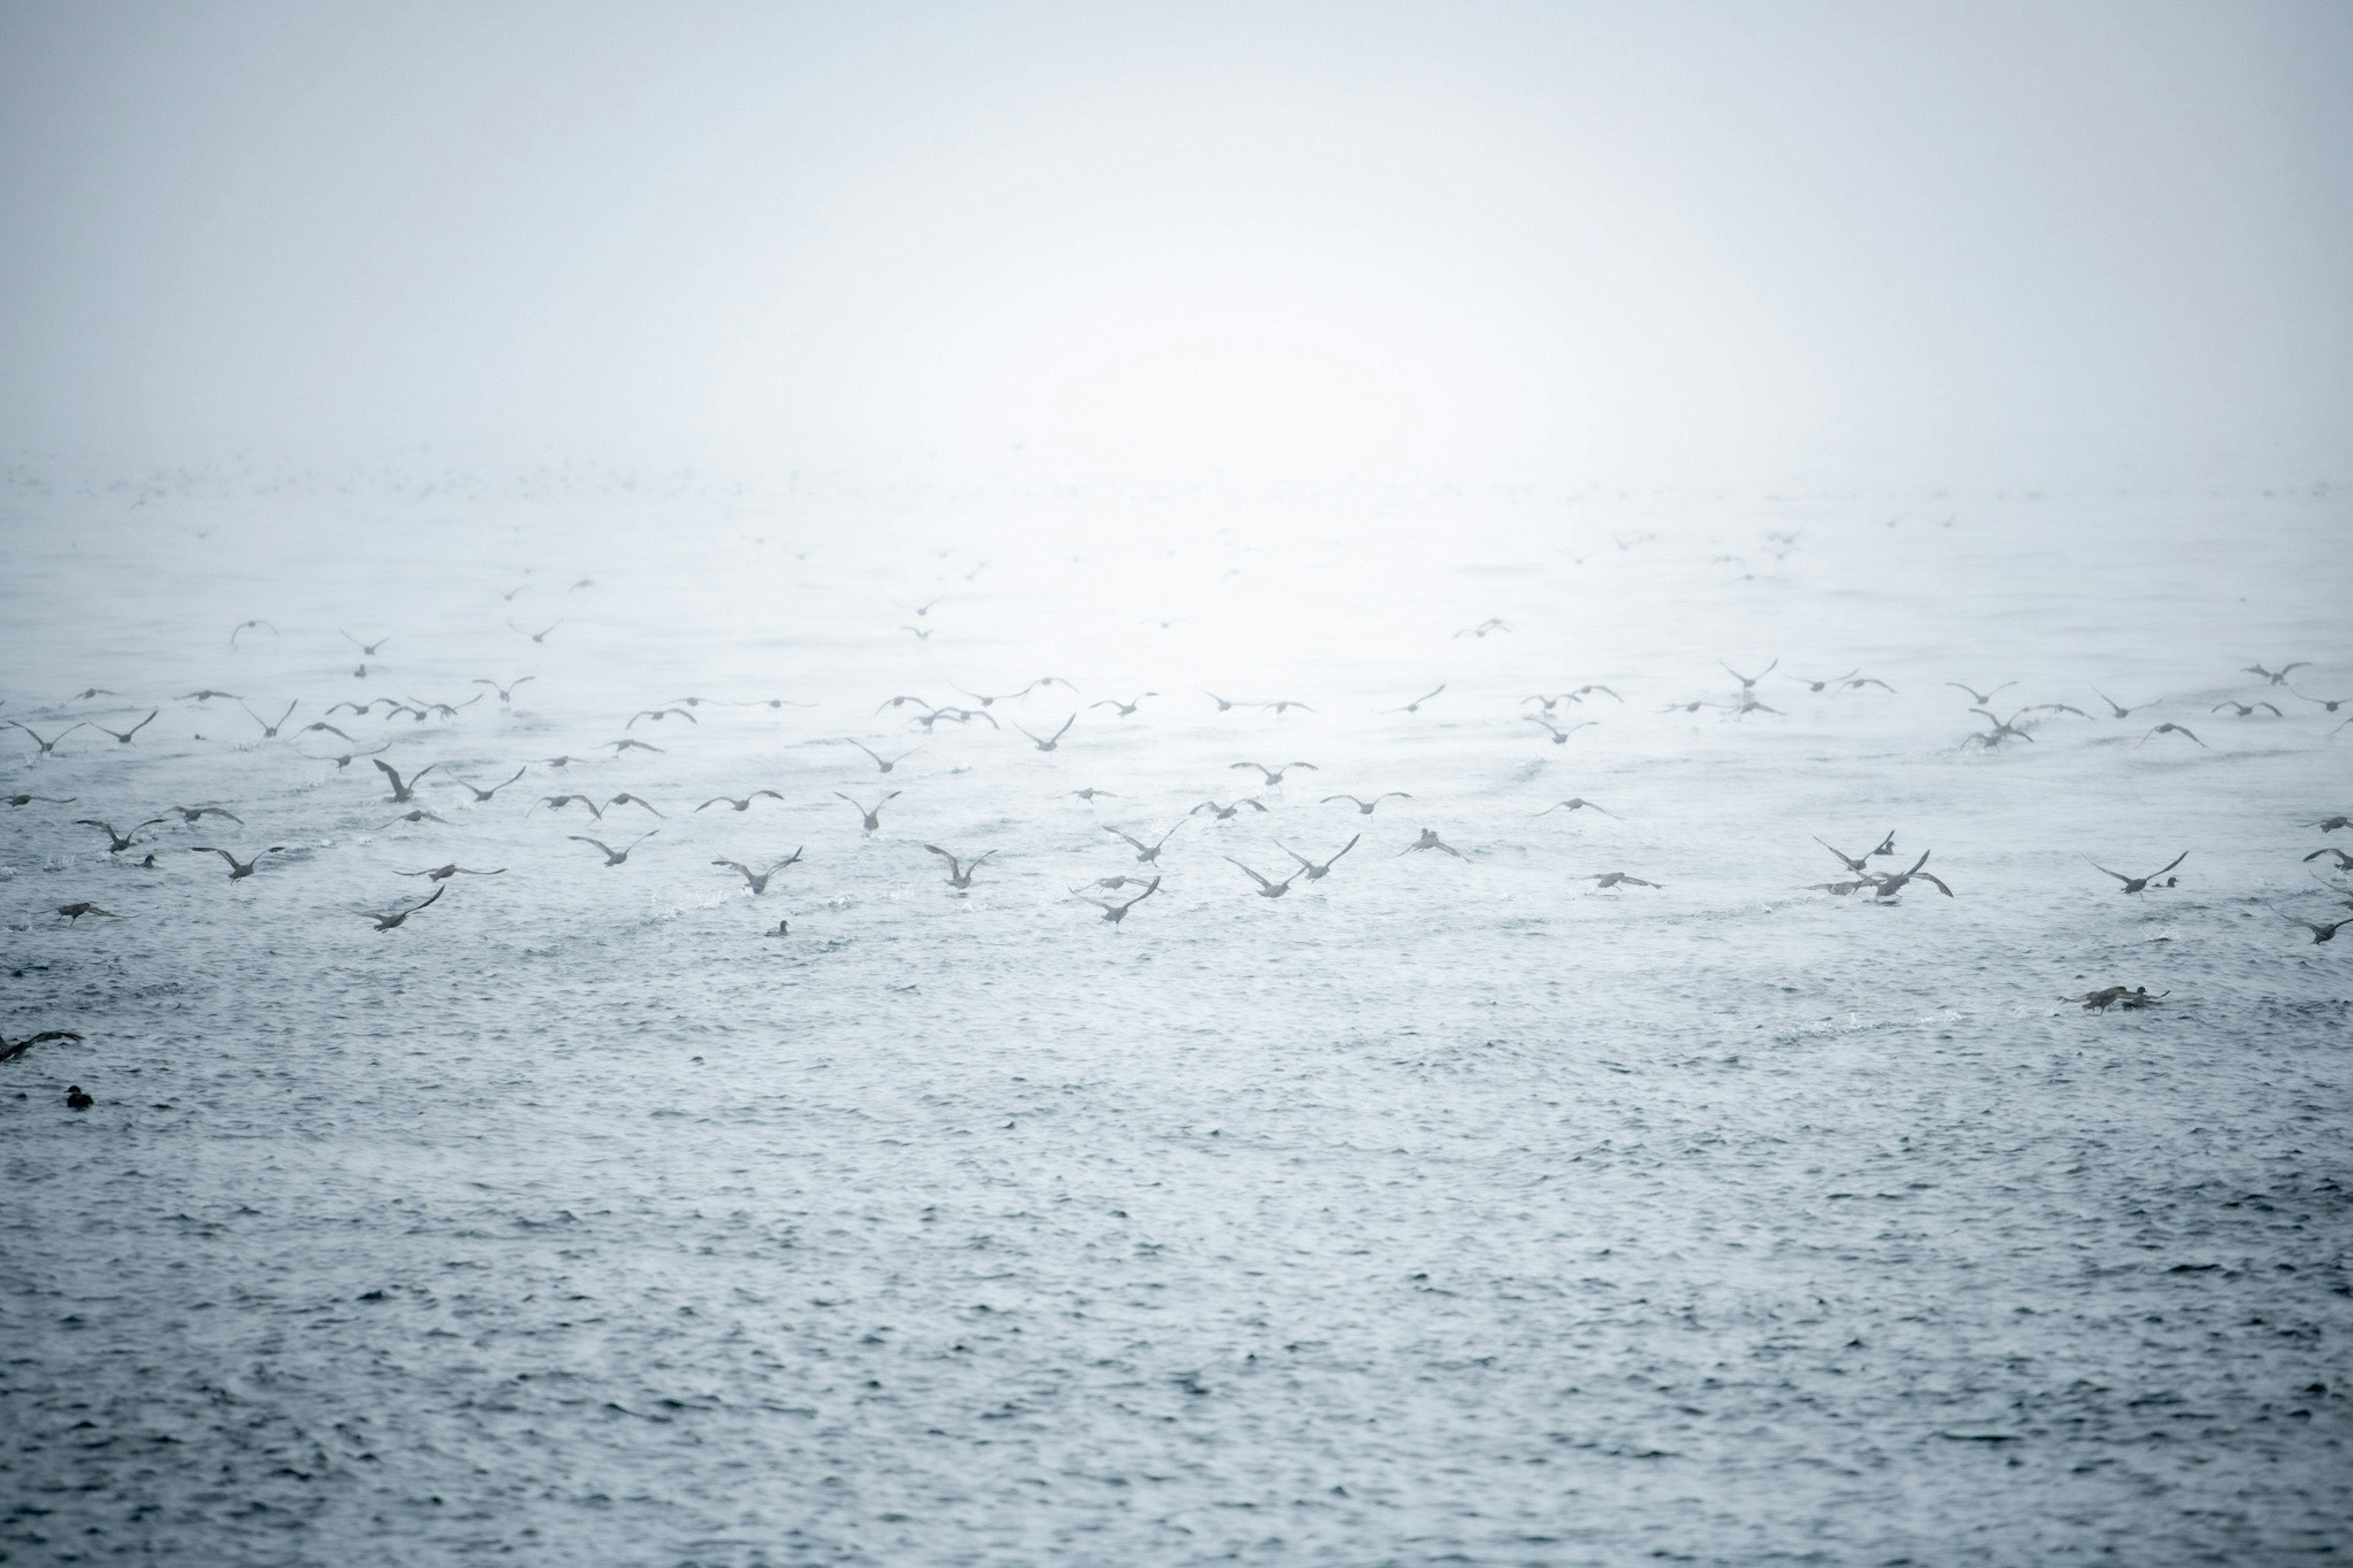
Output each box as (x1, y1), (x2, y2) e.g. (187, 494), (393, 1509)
(2151, 851), (2189, 878)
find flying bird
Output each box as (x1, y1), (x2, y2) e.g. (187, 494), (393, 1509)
(1379, 684), (1447, 714)
(1077, 877), (1160, 924)
(230, 619), (278, 646)
(1536, 798), (1616, 818)
(91, 709), (159, 744)
(848, 740), (922, 773)
(925, 844), (998, 890)
(7, 721), (85, 757)
(2242, 662), (2308, 686)
(373, 758), (436, 801)
(53, 903), (126, 923)
(2085, 852), (2188, 893)
(1946, 681), (2017, 705)
(356, 884), (445, 932)
(343, 631), (393, 657)
(603, 792), (664, 818)
(239, 700), (297, 738)
(1089, 693), (1158, 717)
(471, 676), (536, 703)
(0, 1028), (83, 1064)
(1722, 659), (1778, 691)
(1324, 792), (1412, 815)
(1866, 852), (1952, 898)
(1401, 829), (1464, 858)
(1586, 871), (1662, 889)
(1276, 835), (1358, 881)
(569, 831), (658, 866)
(189, 845), (284, 881)
(1226, 857), (1299, 898)
(74, 818), (165, 854)
(451, 767), (528, 802)
(509, 618), (563, 644)
(1015, 715), (1076, 752)
(1527, 716), (1596, 744)
(713, 850), (803, 893)
(2139, 722), (2206, 748)
(835, 790), (900, 832)
(1104, 821), (1184, 862)
(397, 864), (506, 881)
(698, 791), (785, 812)
(1231, 760), (1317, 785)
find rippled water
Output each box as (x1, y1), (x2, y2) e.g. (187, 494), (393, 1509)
(4, 482), (2348, 1564)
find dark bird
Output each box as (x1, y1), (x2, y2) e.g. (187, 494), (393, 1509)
(1453, 618), (1512, 638)
(2272, 908), (2343, 944)
(1277, 834), (1358, 881)
(1232, 760), (1317, 785)
(303, 722), (355, 743)
(1967, 708), (2036, 747)
(629, 706), (697, 727)
(2139, 722), (2206, 748)
(452, 767), (528, 802)
(1660, 699), (1718, 714)
(1379, 684), (1447, 714)
(2308, 848), (2353, 871)
(176, 690), (241, 702)
(1202, 689), (1242, 712)
(373, 758), (436, 801)
(849, 740), (922, 773)
(2242, 662), (2308, 686)
(472, 676), (536, 703)
(876, 694), (936, 715)
(2091, 689), (2153, 719)
(66, 1086), (93, 1110)
(1866, 852), (1952, 898)
(900, 625), (933, 640)
(1722, 659), (1778, 691)
(1192, 797), (1267, 820)
(75, 818), (165, 854)
(510, 618), (563, 644)
(1105, 821), (1184, 862)
(913, 705), (997, 731)
(1226, 857), (1299, 898)
(0, 1029), (83, 1064)
(54, 902), (126, 922)
(5, 793), (76, 806)
(1840, 677), (1897, 694)
(1260, 699), (1315, 715)
(2288, 687), (2350, 713)
(698, 791), (785, 812)
(1324, 792), (1412, 815)
(604, 792), (664, 818)
(91, 708), (159, 744)
(1586, 871), (1662, 889)
(1792, 668), (1858, 693)
(713, 850), (802, 893)
(1078, 876), (1161, 924)
(1090, 693), (1158, 717)
(569, 831), (657, 866)
(606, 738), (664, 754)
(1401, 829), (1464, 858)
(538, 793), (602, 819)
(1536, 798), (1616, 818)
(1946, 681), (2017, 705)
(1064, 787), (1118, 801)
(1072, 874), (1156, 892)
(1528, 716), (1596, 744)
(2086, 852), (2188, 893)
(835, 790), (900, 832)
(230, 619), (277, 646)
(379, 808), (450, 828)
(343, 631), (393, 657)
(926, 844), (999, 890)
(8, 721), (85, 757)
(189, 845), (284, 880)
(567, 578), (594, 593)
(2066, 985), (2167, 1012)
(2309, 816), (2351, 833)
(2212, 700), (2283, 718)
(357, 884), (445, 931)
(240, 699), (297, 738)
(1814, 836), (1879, 875)
(67, 687), (118, 700)
(2028, 702), (2091, 719)
(1015, 715), (1076, 752)
(409, 694), (482, 721)
(397, 864), (506, 881)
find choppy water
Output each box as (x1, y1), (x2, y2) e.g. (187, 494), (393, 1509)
(4, 480), (2349, 1564)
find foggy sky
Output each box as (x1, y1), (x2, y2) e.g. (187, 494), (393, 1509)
(2, 1), (2347, 489)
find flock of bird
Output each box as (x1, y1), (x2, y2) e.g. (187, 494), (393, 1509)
(4, 558), (2347, 1106)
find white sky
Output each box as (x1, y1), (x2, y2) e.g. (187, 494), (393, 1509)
(2, 1), (2347, 488)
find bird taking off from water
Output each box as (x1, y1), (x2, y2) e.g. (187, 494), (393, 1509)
(2085, 852), (2187, 894)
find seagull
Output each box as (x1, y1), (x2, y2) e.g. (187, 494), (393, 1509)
(900, 626), (933, 640)
(397, 864), (506, 881)
(1585, 871), (1662, 889)
(1563, 684), (1623, 704)
(1015, 716), (1076, 752)
(1078, 876), (1160, 924)
(343, 631), (393, 657)
(1722, 659), (1778, 691)
(230, 619), (278, 646)
(2309, 816), (2351, 833)
(1276, 835), (1358, 881)
(373, 759), (436, 801)
(472, 676), (537, 703)
(569, 831), (657, 866)
(926, 844), (999, 890)
(66, 687), (118, 701)
(567, 578), (594, 593)
(1528, 716), (1596, 744)
(898, 592), (946, 618)
(2085, 852), (2187, 893)
(1535, 798), (1616, 818)
(497, 584), (530, 602)
(1104, 821), (1184, 862)
(1090, 693), (1158, 717)
(1814, 836), (1879, 875)
(538, 793), (602, 819)
(876, 694), (936, 716)
(509, 618), (563, 644)
(189, 845), (284, 881)
(699, 791), (785, 812)
(1401, 829), (1464, 858)
(1226, 857), (1299, 898)
(303, 722), (355, 743)
(1260, 699), (1315, 715)
(2242, 662), (2309, 686)
(628, 706), (697, 727)
(1232, 760), (1317, 785)
(1453, 618), (1512, 638)
(2288, 687), (2351, 714)
(950, 681), (1039, 708)
(240, 699), (297, 738)
(1064, 787), (1118, 801)
(835, 790), (900, 832)
(379, 808), (450, 828)
(2308, 848), (2353, 871)
(599, 792), (662, 819)
(357, 884), (445, 931)
(2028, 702), (2091, 719)
(0, 1028), (83, 1062)
(2091, 690), (2154, 719)
(1192, 797), (1267, 820)
(91, 709), (159, 744)
(1791, 669), (1858, 693)
(451, 767), (528, 803)
(1967, 708), (2036, 747)
(53, 903), (126, 923)
(176, 690), (242, 703)
(1378, 684), (1447, 714)
(2139, 722), (2206, 748)
(1324, 792), (1412, 815)
(2211, 700), (2283, 718)
(1946, 681), (2017, 705)
(913, 705), (998, 731)
(1202, 690), (1243, 712)
(1838, 677), (1897, 694)
(1866, 852), (1952, 898)
(2274, 909), (2343, 944)
(74, 818), (165, 854)
(1071, 874), (1156, 892)
(1660, 699), (1718, 714)
(7, 721), (85, 757)
(713, 850), (803, 893)
(849, 740), (922, 773)
(2066, 985), (2167, 1012)
(606, 738), (663, 754)
(4, 794), (76, 807)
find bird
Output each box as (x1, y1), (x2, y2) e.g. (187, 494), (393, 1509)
(1838, 676), (1897, 694)
(2028, 702), (2091, 719)
(538, 793), (602, 819)
(471, 676), (536, 703)
(1015, 715), (1076, 752)
(763, 918), (790, 937)
(603, 793), (664, 818)
(1870, 831), (1898, 857)
(2066, 985), (2167, 1012)
(1232, 760), (1317, 785)
(900, 625), (933, 640)
(606, 738), (663, 754)
(1967, 708), (2036, 748)
(66, 1086), (94, 1110)
(91, 709), (159, 744)
(1585, 871), (1661, 889)
(75, 818), (165, 854)
(451, 767), (528, 803)
(2310, 816), (2352, 833)
(1401, 829), (1464, 858)
(1192, 797), (1267, 820)
(238, 699), (297, 738)
(698, 791), (785, 812)
(926, 844), (999, 890)
(713, 850), (802, 893)
(53, 903), (126, 922)
(835, 790), (900, 832)
(1378, 684), (1446, 714)
(2275, 909), (2343, 944)
(497, 585), (530, 602)
(2091, 690), (2153, 719)
(1792, 669), (1859, 693)
(2139, 722), (2206, 748)
(1324, 792), (1412, 815)
(898, 592), (946, 618)
(1527, 716), (1596, 744)
(356, 884), (445, 932)
(4, 794), (75, 807)
(65, 687), (118, 701)
(1071, 874), (1156, 892)
(1089, 693), (1158, 717)
(876, 694), (936, 716)
(1064, 787), (1118, 801)
(569, 831), (657, 866)
(343, 631), (393, 657)
(848, 740), (922, 773)
(1722, 659), (1778, 691)
(373, 759), (436, 801)
(1226, 857), (1299, 898)
(1078, 877), (1160, 924)
(1276, 835), (1358, 881)
(1660, 699), (1718, 714)
(1946, 681), (2017, 705)
(189, 846), (284, 881)
(1104, 821), (1184, 862)
(912, 705), (997, 731)
(2212, 700), (2283, 718)
(2288, 687), (2350, 714)
(1536, 798), (1616, 818)
(230, 619), (278, 646)
(7, 721), (85, 757)
(509, 618), (563, 643)
(2085, 852), (2188, 894)
(628, 706), (697, 727)
(950, 681), (1040, 708)
(1563, 684), (1624, 705)
(567, 578), (594, 593)
(303, 722), (355, 743)
(1866, 852), (1952, 898)
(0, 1028), (83, 1063)
(2304, 847), (2353, 871)
(396, 865), (506, 881)
(1453, 619), (1512, 638)
(175, 690), (242, 703)
(1201, 690), (1243, 712)
(2242, 662), (2309, 686)
(379, 809), (450, 828)
(1260, 699), (1315, 715)
(1814, 836), (1878, 875)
